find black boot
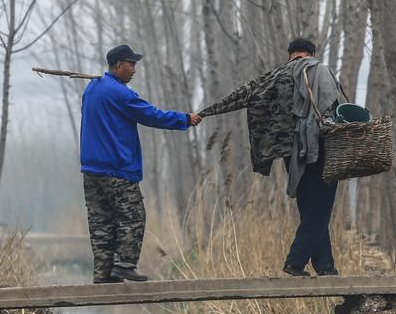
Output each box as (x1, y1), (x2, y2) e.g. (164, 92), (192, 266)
(111, 265), (149, 282)
(316, 268), (339, 276)
(283, 264), (310, 277)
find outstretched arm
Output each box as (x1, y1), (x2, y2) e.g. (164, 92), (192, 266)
(198, 74), (268, 118)
(123, 91), (190, 130)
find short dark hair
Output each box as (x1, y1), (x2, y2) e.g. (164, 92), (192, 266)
(288, 38), (316, 55)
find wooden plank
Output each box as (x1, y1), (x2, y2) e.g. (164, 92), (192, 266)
(1, 276), (396, 309)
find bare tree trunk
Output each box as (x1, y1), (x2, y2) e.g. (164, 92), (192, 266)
(382, 0), (396, 212)
(240, 1), (265, 76)
(285, 0), (299, 38)
(161, 0), (202, 178)
(202, 0), (237, 207)
(0, 0), (16, 185)
(190, 1), (207, 107)
(339, 0), (368, 102)
(48, 30), (79, 151)
(159, 1), (189, 211)
(0, 0), (76, 187)
(262, 2), (283, 66)
(272, 1), (288, 53)
(296, 0), (320, 44)
(355, 177), (371, 234)
(317, 0), (334, 60)
(355, 0), (396, 253)
(328, 0), (342, 72)
(64, 2), (85, 97)
(337, 0), (369, 232)
(132, 1), (163, 212)
(216, 1), (239, 196)
(203, 0), (221, 104)
(377, 0), (396, 253)
(94, 0), (106, 71)
(202, 0), (222, 173)
(356, 0), (386, 239)
(383, 0), (396, 143)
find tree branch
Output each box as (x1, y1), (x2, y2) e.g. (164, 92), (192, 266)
(12, 0), (79, 54)
(0, 7), (5, 21)
(245, 0), (269, 11)
(14, 0), (36, 34)
(209, 2), (239, 45)
(1, 0), (10, 29)
(13, 9), (33, 45)
(0, 33), (6, 48)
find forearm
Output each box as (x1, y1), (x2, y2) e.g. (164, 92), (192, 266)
(199, 79), (259, 118)
(137, 108), (188, 130)
(124, 92), (189, 130)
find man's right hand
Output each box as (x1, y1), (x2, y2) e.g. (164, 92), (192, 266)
(189, 113), (202, 126)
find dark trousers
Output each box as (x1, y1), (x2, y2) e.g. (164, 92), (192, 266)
(285, 150), (338, 272)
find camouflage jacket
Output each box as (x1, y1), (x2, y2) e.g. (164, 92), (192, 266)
(199, 59), (298, 176)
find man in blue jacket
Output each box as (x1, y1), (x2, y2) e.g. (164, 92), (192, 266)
(81, 45), (201, 283)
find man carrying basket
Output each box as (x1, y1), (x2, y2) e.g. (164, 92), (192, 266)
(198, 38), (345, 276)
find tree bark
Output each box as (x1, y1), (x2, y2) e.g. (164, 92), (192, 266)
(296, 0), (320, 44)
(94, 0), (106, 71)
(339, 0), (368, 102)
(328, 0), (342, 72)
(0, 0), (16, 186)
(378, 0), (396, 253)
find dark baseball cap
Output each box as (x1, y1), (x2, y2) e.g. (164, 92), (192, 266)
(106, 45), (143, 65)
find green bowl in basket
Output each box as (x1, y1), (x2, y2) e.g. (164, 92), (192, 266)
(335, 103), (372, 123)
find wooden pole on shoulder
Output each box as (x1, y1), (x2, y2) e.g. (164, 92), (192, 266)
(32, 68), (101, 79)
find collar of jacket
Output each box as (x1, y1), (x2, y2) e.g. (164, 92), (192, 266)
(104, 71), (125, 85)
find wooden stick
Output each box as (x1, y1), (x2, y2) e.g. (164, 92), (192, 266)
(32, 67), (101, 79)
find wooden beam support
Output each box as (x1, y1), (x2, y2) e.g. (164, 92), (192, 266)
(1, 276), (396, 309)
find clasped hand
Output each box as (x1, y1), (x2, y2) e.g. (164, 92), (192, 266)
(189, 113), (202, 126)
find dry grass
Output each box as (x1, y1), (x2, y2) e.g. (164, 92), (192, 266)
(1, 168), (391, 313)
(138, 161), (395, 314)
(0, 227), (37, 288)
(0, 227), (52, 314)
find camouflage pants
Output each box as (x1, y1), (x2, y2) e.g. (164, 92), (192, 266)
(83, 173), (146, 280)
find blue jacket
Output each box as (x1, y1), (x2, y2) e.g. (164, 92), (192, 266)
(80, 72), (188, 182)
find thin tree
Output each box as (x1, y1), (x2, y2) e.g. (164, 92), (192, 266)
(0, 0), (78, 187)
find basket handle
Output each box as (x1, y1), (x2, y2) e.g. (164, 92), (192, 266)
(302, 67), (351, 126)
(302, 67), (324, 125)
(339, 83), (350, 103)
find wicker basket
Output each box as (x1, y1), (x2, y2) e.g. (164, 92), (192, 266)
(302, 67), (394, 184)
(321, 116), (393, 183)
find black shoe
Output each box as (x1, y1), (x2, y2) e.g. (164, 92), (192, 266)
(316, 268), (339, 276)
(283, 264), (310, 277)
(93, 276), (124, 284)
(111, 265), (149, 282)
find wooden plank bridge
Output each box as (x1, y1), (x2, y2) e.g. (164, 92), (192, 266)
(1, 276), (396, 310)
